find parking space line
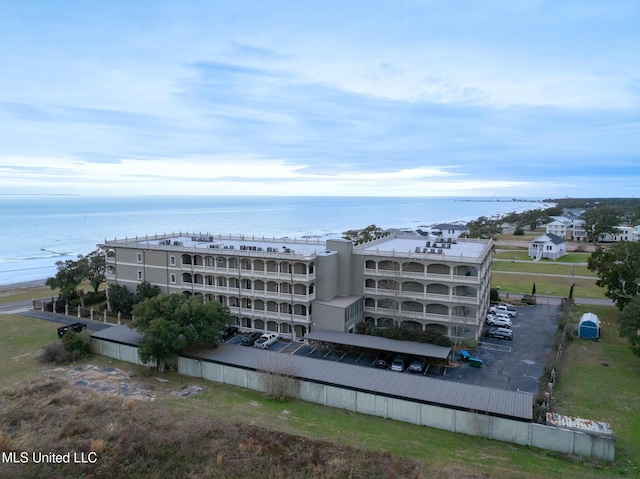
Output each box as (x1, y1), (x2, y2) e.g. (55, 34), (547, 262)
(478, 341), (512, 353)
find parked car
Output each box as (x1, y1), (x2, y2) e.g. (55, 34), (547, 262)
(253, 333), (279, 349)
(490, 304), (517, 317)
(390, 355), (407, 372)
(486, 316), (512, 328)
(220, 326), (239, 341)
(57, 322), (87, 338)
(373, 354), (393, 368)
(485, 327), (513, 341)
(408, 357), (426, 373)
(240, 332), (262, 346)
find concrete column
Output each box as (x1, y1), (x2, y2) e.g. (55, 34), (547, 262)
(65, 304), (69, 316)
(117, 312), (121, 325)
(103, 309), (107, 323)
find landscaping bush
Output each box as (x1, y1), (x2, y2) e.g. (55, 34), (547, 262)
(37, 342), (74, 365)
(37, 331), (92, 365)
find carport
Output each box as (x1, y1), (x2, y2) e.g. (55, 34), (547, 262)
(303, 330), (452, 365)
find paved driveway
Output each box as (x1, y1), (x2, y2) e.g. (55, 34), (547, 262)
(448, 300), (561, 393)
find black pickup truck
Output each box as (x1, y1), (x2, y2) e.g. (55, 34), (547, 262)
(57, 322), (87, 338)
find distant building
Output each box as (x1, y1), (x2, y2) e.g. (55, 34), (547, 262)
(545, 215), (587, 242)
(529, 233), (567, 260)
(104, 231), (493, 341)
(417, 223), (470, 240)
(598, 226), (640, 243)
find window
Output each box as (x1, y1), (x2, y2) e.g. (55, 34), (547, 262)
(170, 274), (176, 284)
(137, 253), (142, 263)
(170, 256), (176, 266)
(137, 270), (143, 280)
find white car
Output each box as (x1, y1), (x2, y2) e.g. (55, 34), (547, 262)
(253, 333), (279, 349)
(486, 316), (512, 328)
(490, 304), (517, 317)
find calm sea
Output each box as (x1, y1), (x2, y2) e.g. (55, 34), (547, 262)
(0, 195), (549, 286)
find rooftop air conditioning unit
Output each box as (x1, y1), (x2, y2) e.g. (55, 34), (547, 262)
(173, 241), (183, 246)
(415, 247), (422, 253)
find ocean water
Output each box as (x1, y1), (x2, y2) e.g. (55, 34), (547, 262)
(0, 195), (548, 286)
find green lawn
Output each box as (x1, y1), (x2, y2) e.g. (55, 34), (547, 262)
(494, 251), (592, 264)
(492, 272), (605, 299)
(492, 261), (594, 277)
(0, 314), (60, 388)
(553, 305), (640, 476)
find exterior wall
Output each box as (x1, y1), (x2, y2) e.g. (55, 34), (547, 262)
(315, 252), (339, 301)
(313, 302), (348, 331)
(326, 239), (354, 297)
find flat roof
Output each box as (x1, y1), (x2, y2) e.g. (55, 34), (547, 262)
(357, 236), (490, 261)
(304, 330), (451, 360)
(186, 344), (533, 421)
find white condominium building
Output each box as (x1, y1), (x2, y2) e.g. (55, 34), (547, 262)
(104, 232), (492, 341)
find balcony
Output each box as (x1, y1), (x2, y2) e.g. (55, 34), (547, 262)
(364, 288), (478, 305)
(227, 306), (311, 324)
(364, 306), (479, 325)
(364, 268), (480, 284)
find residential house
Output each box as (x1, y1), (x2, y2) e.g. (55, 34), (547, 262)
(529, 233), (567, 260)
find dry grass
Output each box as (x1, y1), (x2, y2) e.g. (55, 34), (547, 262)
(0, 378), (426, 479)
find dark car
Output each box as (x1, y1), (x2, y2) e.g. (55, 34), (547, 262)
(57, 322), (87, 338)
(373, 354), (393, 368)
(240, 332), (262, 346)
(220, 326), (239, 341)
(408, 357), (426, 373)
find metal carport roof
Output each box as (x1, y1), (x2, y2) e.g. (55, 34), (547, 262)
(304, 330), (451, 360)
(185, 344), (532, 421)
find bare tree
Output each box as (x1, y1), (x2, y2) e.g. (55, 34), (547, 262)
(258, 354), (300, 402)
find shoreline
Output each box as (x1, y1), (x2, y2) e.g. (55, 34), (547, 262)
(0, 279), (48, 292)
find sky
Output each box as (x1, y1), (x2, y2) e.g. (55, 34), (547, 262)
(0, 0), (639, 197)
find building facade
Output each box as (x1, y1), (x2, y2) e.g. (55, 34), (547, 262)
(104, 232), (493, 341)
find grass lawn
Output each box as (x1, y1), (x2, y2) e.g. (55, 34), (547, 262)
(492, 272), (605, 299)
(492, 260), (594, 277)
(494, 251), (592, 264)
(0, 285), (55, 305)
(553, 305), (640, 476)
(0, 314), (60, 388)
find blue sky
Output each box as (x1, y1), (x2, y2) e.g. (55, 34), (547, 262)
(0, 0), (638, 197)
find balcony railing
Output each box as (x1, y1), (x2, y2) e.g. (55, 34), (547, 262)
(364, 269), (480, 284)
(363, 288), (478, 305)
(364, 306), (479, 325)
(227, 306), (311, 323)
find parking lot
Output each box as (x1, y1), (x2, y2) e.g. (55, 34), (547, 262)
(223, 300), (562, 394)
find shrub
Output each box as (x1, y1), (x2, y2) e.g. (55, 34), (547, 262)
(61, 330), (91, 360)
(514, 227), (525, 236)
(490, 287), (500, 303)
(37, 331), (91, 365)
(37, 342), (74, 364)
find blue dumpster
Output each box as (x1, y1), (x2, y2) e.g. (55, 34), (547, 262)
(459, 350), (470, 362)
